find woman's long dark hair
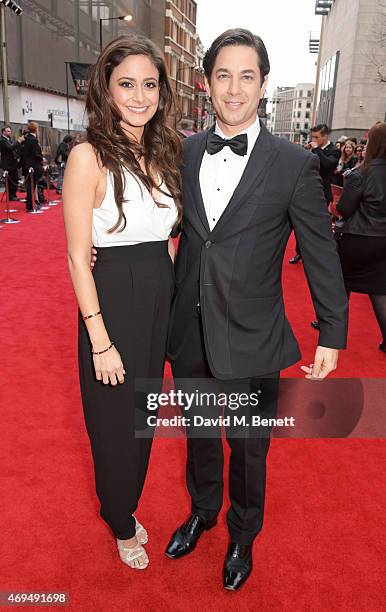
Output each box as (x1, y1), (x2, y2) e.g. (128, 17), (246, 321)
(86, 34), (182, 233)
(362, 122), (386, 171)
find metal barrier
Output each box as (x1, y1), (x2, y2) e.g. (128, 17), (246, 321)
(0, 171), (20, 224)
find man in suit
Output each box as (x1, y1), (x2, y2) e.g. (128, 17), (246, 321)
(165, 29), (348, 591)
(0, 126), (24, 201)
(309, 123), (340, 205)
(289, 124), (340, 264)
(21, 122), (43, 212)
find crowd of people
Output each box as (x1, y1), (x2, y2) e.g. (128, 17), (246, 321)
(0, 123), (82, 211)
(289, 122), (386, 354)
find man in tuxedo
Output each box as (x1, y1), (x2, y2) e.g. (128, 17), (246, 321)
(165, 29), (348, 590)
(0, 126), (24, 201)
(289, 124), (340, 264)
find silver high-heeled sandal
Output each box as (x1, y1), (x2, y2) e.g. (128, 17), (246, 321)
(117, 539), (149, 570)
(134, 517), (148, 545)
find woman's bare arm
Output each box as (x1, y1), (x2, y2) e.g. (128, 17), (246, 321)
(62, 143), (124, 385)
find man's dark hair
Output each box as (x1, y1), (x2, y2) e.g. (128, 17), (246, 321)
(203, 28), (270, 86)
(1, 125), (11, 134)
(311, 124), (330, 135)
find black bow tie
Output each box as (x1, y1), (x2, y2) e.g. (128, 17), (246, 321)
(206, 132), (248, 156)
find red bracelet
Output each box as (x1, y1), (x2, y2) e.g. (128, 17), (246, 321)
(91, 342), (114, 355)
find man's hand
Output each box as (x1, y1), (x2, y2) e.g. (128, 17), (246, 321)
(91, 246), (97, 269)
(301, 346), (338, 380)
(309, 141), (319, 150)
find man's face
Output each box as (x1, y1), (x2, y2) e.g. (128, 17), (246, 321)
(205, 44), (267, 136)
(3, 127), (12, 138)
(311, 130), (328, 147)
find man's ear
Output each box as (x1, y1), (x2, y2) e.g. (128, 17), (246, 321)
(260, 75), (268, 100)
(204, 75), (211, 98)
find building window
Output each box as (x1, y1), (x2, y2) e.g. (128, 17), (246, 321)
(305, 111), (310, 119)
(297, 111), (301, 118)
(171, 56), (177, 79)
(296, 123), (300, 129)
(298, 101), (302, 108)
(80, 1), (90, 14)
(299, 90), (303, 97)
(306, 102), (311, 108)
(304, 123), (309, 130)
(307, 90), (312, 97)
(316, 51), (339, 126)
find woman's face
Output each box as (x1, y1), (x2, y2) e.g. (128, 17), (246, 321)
(108, 54), (160, 140)
(345, 143), (353, 156)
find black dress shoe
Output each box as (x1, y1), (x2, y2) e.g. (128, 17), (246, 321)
(289, 254), (302, 264)
(310, 320), (320, 330)
(223, 542), (253, 591)
(165, 514), (217, 559)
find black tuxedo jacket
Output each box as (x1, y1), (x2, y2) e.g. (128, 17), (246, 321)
(312, 142), (340, 204)
(167, 123), (348, 380)
(0, 136), (20, 170)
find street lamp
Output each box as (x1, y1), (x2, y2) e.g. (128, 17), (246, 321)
(0, 0), (23, 125)
(99, 15), (133, 51)
(0, 0), (23, 15)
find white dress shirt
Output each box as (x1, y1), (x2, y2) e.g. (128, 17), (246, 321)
(199, 116), (261, 231)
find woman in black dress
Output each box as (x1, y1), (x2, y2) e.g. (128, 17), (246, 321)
(336, 122), (386, 352)
(62, 35), (182, 569)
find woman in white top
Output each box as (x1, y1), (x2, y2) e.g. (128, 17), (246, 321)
(62, 35), (182, 570)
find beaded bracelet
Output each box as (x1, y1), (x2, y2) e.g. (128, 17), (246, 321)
(92, 342), (114, 355)
(83, 310), (101, 321)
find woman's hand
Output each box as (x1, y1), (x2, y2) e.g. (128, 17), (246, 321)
(93, 345), (126, 385)
(91, 246), (98, 269)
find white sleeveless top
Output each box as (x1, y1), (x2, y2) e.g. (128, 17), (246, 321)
(92, 168), (178, 247)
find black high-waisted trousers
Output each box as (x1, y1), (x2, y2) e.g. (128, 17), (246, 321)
(78, 241), (174, 540)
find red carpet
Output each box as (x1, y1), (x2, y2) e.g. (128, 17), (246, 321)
(1, 197), (385, 611)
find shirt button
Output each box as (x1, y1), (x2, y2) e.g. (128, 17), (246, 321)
(205, 240), (213, 248)
(217, 188), (220, 191)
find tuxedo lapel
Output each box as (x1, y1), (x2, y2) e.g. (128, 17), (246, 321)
(184, 128), (214, 236)
(211, 124), (279, 238)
